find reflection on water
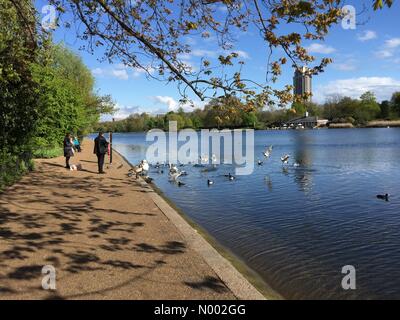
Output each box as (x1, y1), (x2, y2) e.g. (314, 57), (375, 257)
(112, 128), (400, 299)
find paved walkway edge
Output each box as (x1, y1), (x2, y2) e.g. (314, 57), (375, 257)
(113, 148), (266, 300)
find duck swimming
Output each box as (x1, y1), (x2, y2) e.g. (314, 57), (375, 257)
(207, 179), (214, 186)
(281, 154), (290, 164)
(377, 193), (389, 201)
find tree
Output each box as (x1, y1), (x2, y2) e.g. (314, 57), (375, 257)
(390, 92), (400, 117)
(0, 0), (39, 188)
(380, 100), (391, 119)
(32, 43), (115, 148)
(45, 0), (392, 109)
(359, 91), (380, 122)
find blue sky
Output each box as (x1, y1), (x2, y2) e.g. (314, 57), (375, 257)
(36, 1), (400, 119)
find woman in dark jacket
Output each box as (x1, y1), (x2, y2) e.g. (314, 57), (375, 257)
(63, 133), (74, 169)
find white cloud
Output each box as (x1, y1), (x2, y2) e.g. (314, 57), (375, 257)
(232, 50), (250, 59)
(191, 49), (218, 58)
(375, 50), (394, 59)
(152, 95), (206, 112)
(385, 38), (400, 49)
(111, 69), (129, 80)
(92, 64), (154, 80)
(306, 43), (335, 54)
(92, 66), (129, 80)
(315, 77), (400, 102)
(101, 104), (147, 121)
(152, 96), (179, 111)
(333, 60), (357, 71)
(357, 30), (377, 42)
(375, 38), (400, 60)
(131, 66), (155, 77)
(182, 48), (250, 61)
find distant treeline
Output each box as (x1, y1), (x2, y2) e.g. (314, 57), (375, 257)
(0, 1), (114, 190)
(98, 91), (400, 132)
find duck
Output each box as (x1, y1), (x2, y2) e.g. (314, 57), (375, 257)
(227, 173), (236, 181)
(144, 176), (153, 184)
(376, 193), (389, 201)
(207, 179), (214, 186)
(281, 154), (290, 164)
(263, 145), (273, 158)
(262, 150), (271, 158)
(293, 162), (300, 167)
(177, 181), (185, 187)
(257, 159), (263, 166)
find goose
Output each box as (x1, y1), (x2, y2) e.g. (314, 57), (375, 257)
(207, 179), (214, 186)
(281, 154), (290, 164)
(376, 193), (389, 201)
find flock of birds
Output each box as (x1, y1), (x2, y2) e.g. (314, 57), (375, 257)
(126, 145), (391, 202)
(127, 145), (296, 187)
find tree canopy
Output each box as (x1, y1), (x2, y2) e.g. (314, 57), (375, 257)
(0, 1), (115, 190)
(45, 0), (393, 109)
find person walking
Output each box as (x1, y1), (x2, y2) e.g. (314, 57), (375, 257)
(93, 131), (109, 174)
(63, 133), (74, 169)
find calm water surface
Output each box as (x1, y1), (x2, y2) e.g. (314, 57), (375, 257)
(111, 128), (400, 299)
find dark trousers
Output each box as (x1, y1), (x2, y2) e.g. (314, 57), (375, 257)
(97, 153), (105, 173)
(65, 156), (70, 168)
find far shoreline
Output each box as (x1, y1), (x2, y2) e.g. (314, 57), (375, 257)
(100, 122), (400, 135)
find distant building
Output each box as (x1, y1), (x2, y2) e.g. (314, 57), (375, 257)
(293, 66), (312, 102)
(284, 112), (328, 129)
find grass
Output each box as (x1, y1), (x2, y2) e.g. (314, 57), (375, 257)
(1, 145), (62, 192)
(0, 158), (34, 193)
(33, 146), (63, 159)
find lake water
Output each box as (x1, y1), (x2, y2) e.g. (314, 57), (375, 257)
(110, 128), (400, 299)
